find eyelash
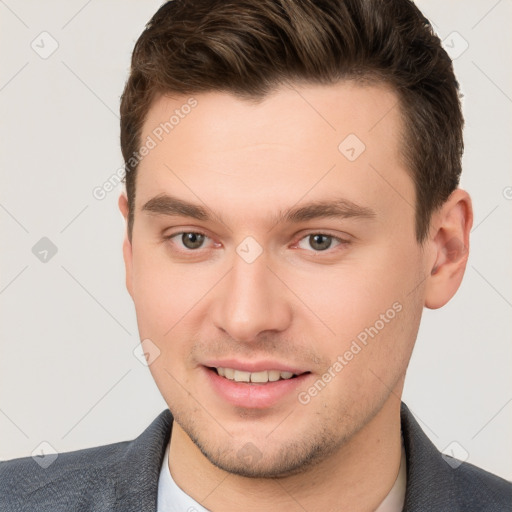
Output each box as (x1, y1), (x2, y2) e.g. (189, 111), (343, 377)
(163, 231), (350, 254)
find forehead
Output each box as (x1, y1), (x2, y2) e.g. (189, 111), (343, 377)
(141, 81), (403, 157)
(135, 82), (413, 229)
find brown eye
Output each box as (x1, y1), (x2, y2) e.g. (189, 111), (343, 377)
(181, 232), (205, 249)
(295, 233), (347, 253)
(308, 234), (333, 251)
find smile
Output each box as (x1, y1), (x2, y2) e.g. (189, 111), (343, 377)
(204, 364), (312, 409)
(214, 367), (299, 383)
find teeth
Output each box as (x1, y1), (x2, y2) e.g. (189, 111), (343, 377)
(216, 367), (297, 383)
(250, 371), (269, 383)
(234, 370), (251, 382)
(268, 370), (281, 382)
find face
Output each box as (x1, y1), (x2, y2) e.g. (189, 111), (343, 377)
(122, 82), (430, 477)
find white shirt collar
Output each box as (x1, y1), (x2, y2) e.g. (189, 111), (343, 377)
(157, 443), (209, 512)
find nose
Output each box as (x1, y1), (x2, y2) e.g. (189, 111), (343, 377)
(211, 250), (293, 343)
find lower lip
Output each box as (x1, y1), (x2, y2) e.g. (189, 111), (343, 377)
(203, 367), (311, 409)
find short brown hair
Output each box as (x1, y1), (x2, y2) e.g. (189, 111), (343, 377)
(120, 0), (463, 242)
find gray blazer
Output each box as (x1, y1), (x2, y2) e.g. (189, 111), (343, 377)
(1, 403), (511, 511)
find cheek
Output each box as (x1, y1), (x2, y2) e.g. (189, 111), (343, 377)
(130, 243), (208, 336)
(298, 250), (418, 331)
(288, 241), (424, 373)
(130, 248), (205, 402)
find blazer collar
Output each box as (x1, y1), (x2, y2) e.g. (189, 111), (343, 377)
(112, 409), (173, 512)
(401, 402), (459, 511)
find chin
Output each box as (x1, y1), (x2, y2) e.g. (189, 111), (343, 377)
(186, 422), (344, 479)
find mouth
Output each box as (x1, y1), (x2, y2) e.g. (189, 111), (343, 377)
(203, 364), (312, 409)
(209, 366), (308, 384)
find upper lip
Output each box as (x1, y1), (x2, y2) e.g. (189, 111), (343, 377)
(203, 359), (310, 375)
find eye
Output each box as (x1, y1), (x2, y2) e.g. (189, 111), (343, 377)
(167, 231), (209, 250)
(296, 233), (344, 252)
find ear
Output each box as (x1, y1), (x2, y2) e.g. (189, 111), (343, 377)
(424, 189), (473, 309)
(118, 193), (134, 299)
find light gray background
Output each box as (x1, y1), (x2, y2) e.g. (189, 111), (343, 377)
(1, 0), (511, 480)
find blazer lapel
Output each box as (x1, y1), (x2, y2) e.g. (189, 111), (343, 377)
(401, 403), (459, 512)
(112, 409), (173, 512)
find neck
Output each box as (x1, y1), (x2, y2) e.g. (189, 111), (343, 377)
(168, 396), (403, 512)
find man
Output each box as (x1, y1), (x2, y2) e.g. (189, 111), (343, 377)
(1, 0), (511, 510)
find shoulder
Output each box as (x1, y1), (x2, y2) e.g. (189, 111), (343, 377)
(0, 440), (131, 511)
(0, 437), (132, 477)
(400, 402), (512, 511)
(0, 409), (173, 512)
(451, 458), (512, 509)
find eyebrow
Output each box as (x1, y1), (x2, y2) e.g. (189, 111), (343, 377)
(141, 193), (376, 224)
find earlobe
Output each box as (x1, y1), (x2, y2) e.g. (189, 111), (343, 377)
(424, 189), (473, 309)
(118, 193), (134, 299)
